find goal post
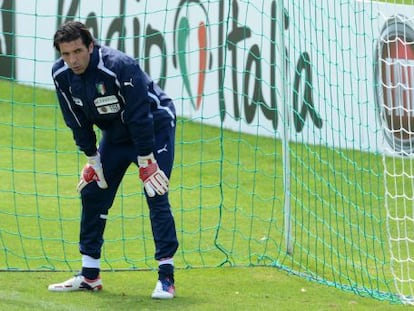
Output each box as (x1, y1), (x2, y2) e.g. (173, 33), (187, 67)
(375, 12), (414, 304)
(2, 0), (414, 305)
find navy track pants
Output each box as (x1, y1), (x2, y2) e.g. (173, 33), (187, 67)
(78, 124), (178, 261)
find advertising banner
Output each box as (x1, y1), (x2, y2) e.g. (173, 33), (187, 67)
(2, 0), (414, 154)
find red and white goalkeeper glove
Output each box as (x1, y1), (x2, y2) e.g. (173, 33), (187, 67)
(77, 153), (108, 193)
(138, 153), (169, 197)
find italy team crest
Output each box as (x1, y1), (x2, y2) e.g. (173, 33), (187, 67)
(96, 82), (106, 95)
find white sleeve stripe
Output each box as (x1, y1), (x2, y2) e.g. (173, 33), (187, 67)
(148, 91), (176, 122)
(52, 62), (69, 80)
(59, 87), (82, 127)
(52, 62), (82, 127)
(97, 48), (121, 88)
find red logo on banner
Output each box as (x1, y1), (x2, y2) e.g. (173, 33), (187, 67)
(375, 14), (414, 154)
(381, 37), (414, 141)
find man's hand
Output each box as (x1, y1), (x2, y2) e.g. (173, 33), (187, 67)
(138, 153), (169, 197)
(77, 153), (108, 193)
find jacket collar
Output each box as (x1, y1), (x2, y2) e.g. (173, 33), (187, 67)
(81, 44), (100, 76)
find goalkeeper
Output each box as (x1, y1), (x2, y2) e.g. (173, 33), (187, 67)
(48, 21), (178, 299)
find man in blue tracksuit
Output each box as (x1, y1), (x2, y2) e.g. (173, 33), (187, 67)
(48, 21), (178, 299)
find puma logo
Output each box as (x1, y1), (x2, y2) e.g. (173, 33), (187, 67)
(157, 144), (168, 154)
(123, 78), (134, 87)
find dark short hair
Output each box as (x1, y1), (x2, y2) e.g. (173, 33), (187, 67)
(53, 21), (94, 52)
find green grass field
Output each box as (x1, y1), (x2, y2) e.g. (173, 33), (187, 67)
(0, 268), (410, 311)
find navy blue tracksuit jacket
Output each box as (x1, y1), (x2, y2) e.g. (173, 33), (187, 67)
(52, 44), (178, 260)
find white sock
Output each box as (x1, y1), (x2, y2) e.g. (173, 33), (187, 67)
(158, 257), (174, 266)
(82, 255), (100, 269)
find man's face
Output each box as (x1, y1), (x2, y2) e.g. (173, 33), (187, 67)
(59, 38), (93, 75)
